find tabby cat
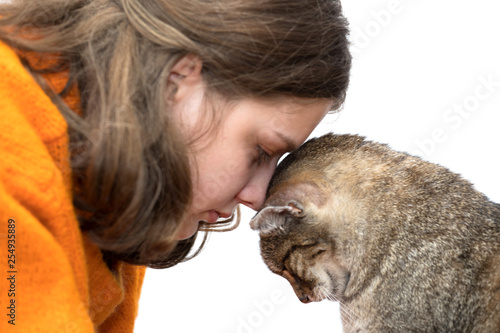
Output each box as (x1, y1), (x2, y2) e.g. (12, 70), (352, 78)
(251, 133), (500, 333)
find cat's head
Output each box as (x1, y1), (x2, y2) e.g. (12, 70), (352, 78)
(250, 181), (351, 304)
(250, 133), (403, 304)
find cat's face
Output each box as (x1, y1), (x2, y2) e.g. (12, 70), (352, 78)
(251, 200), (350, 303)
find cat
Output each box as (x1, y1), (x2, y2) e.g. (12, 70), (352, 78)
(250, 133), (500, 333)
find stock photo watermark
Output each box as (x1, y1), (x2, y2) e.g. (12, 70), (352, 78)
(6, 218), (17, 326)
(350, 0), (418, 55)
(236, 288), (287, 333)
(411, 74), (499, 158)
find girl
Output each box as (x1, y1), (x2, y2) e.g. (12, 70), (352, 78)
(0, 0), (351, 331)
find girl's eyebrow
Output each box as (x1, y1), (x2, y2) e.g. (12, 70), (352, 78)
(274, 131), (300, 152)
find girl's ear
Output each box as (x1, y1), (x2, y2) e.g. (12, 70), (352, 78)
(250, 201), (304, 235)
(168, 54), (203, 101)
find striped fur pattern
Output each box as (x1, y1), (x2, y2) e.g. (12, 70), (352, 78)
(251, 133), (500, 333)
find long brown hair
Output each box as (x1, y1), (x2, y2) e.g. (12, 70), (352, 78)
(0, 0), (351, 268)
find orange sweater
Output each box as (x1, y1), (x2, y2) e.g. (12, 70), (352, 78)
(0, 41), (146, 332)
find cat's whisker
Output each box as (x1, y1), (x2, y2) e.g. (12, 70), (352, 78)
(320, 291), (356, 332)
(340, 301), (359, 325)
(320, 286), (332, 300)
(320, 286), (359, 327)
(317, 286), (352, 325)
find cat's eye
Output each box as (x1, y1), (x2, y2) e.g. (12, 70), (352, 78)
(311, 249), (326, 259)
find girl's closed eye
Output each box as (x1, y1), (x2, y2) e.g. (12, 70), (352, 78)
(255, 146), (271, 165)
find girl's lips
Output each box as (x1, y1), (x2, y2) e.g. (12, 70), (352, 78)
(207, 210), (220, 224)
(218, 212), (232, 219)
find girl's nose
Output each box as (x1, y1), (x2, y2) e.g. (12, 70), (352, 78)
(235, 164), (276, 211)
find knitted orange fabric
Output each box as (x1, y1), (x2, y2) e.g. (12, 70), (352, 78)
(0, 41), (146, 332)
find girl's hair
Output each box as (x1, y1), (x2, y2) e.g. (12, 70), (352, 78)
(0, 0), (351, 268)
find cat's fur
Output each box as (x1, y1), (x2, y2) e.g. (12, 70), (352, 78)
(250, 133), (500, 333)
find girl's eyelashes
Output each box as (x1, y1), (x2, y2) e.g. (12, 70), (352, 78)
(255, 146), (271, 165)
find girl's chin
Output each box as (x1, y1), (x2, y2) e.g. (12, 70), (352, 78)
(173, 220), (200, 240)
(174, 210), (220, 240)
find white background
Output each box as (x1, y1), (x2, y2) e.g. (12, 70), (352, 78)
(136, 0), (500, 332)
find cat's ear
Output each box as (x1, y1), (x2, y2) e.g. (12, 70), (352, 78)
(287, 201), (304, 217)
(250, 201), (304, 234)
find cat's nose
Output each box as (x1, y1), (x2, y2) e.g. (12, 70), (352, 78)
(299, 295), (311, 304)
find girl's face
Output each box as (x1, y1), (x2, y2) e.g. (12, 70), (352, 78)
(170, 56), (332, 239)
